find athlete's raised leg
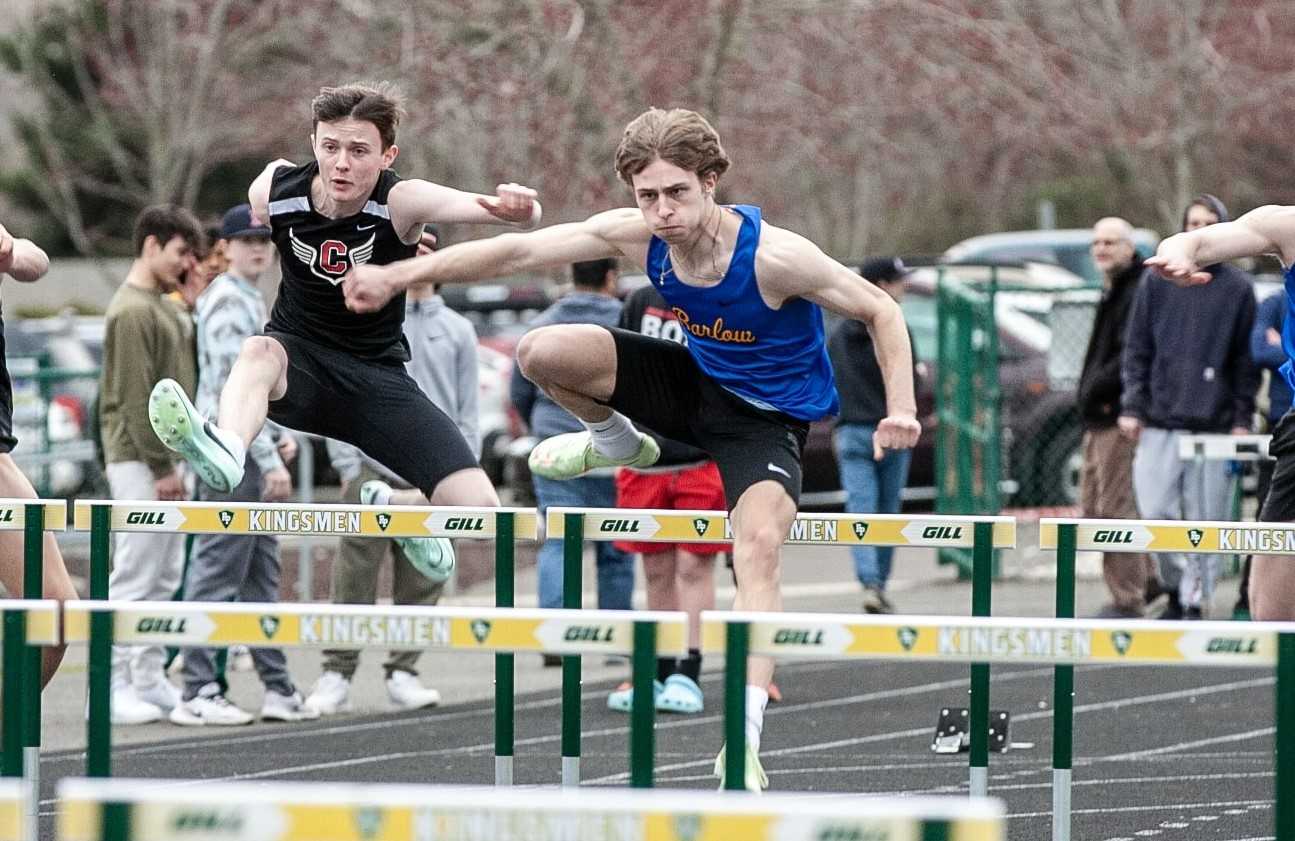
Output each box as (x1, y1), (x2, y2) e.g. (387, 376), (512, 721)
(151, 336), (288, 493)
(1249, 553), (1295, 620)
(0, 454), (76, 687)
(518, 325), (659, 477)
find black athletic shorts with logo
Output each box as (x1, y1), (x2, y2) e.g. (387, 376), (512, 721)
(603, 327), (810, 507)
(265, 330), (478, 497)
(1261, 409), (1295, 522)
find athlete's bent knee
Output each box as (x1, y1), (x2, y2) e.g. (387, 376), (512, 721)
(240, 335), (286, 367)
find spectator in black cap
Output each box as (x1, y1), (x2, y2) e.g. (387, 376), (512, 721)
(828, 257), (918, 614)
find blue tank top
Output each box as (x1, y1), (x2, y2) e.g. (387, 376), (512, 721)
(1280, 263), (1295, 393)
(645, 205), (839, 421)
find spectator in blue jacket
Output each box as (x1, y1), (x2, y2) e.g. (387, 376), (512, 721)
(1120, 194), (1259, 619)
(512, 260), (634, 657)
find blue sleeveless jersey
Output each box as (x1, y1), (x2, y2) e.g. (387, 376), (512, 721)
(1281, 264), (1295, 393)
(645, 205), (839, 421)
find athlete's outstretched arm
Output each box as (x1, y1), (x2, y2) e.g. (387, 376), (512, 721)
(0, 225), (49, 283)
(247, 159), (296, 226)
(343, 208), (649, 313)
(1149, 205), (1295, 285)
(758, 227), (919, 456)
(388, 180), (542, 239)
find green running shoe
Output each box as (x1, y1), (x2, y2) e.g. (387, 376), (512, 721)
(359, 480), (455, 583)
(149, 378), (244, 493)
(528, 431), (659, 480)
(713, 741), (769, 793)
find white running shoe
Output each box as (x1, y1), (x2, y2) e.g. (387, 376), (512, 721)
(359, 480), (455, 582)
(134, 678), (181, 713)
(304, 671), (351, 716)
(110, 685), (163, 726)
(149, 378), (245, 492)
(260, 688), (320, 723)
(386, 669), (441, 710)
(169, 688), (254, 727)
(528, 431), (659, 480)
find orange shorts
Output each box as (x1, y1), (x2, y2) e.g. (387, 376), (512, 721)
(614, 462), (731, 555)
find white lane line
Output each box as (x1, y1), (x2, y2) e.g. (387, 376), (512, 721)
(587, 675), (1275, 784)
(1006, 799), (1272, 819)
(1100, 728), (1274, 762)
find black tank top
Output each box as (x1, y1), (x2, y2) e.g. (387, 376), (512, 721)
(266, 161), (417, 361)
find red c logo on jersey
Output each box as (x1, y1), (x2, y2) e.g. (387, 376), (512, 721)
(319, 240), (348, 275)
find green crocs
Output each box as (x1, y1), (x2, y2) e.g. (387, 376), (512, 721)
(713, 741), (769, 793)
(360, 480), (455, 583)
(149, 378), (244, 493)
(607, 679), (664, 713)
(528, 431), (659, 480)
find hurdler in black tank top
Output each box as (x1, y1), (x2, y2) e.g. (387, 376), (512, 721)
(266, 161), (417, 362)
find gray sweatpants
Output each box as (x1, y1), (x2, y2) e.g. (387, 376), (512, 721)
(1132, 427), (1233, 611)
(179, 458), (293, 698)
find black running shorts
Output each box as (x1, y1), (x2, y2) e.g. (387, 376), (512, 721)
(603, 327), (809, 507)
(1261, 409), (1295, 523)
(265, 331), (478, 497)
(0, 321), (18, 453)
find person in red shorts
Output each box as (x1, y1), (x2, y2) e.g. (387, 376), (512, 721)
(606, 282), (784, 713)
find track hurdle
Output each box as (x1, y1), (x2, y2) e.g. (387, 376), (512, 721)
(703, 609), (1295, 841)
(63, 600), (687, 786)
(57, 777), (1006, 841)
(0, 780), (26, 841)
(71, 499), (537, 784)
(548, 508), (1016, 793)
(1, 598), (58, 841)
(1041, 517), (1295, 840)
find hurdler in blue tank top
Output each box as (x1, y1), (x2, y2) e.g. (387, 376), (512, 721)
(1280, 263), (1295, 393)
(644, 204), (839, 421)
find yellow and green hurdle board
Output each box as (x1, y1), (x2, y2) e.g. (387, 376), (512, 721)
(71, 500), (538, 785)
(552, 508), (1016, 790)
(56, 777), (1006, 841)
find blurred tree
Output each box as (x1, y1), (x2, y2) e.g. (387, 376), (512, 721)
(0, 0), (314, 256)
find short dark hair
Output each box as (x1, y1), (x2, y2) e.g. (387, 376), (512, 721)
(312, 82), (406, 149)
(571, 258), (618, 289)
(132, 205), (204, 257)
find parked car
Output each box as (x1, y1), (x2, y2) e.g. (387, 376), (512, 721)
(943, 228), (1160, 287)
(4, 315), (106, 498)
(803, 263), (1068, 508)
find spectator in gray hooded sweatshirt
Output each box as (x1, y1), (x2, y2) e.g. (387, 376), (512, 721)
(1120, 194), (1259, 618)
(512, 260), (634, 640)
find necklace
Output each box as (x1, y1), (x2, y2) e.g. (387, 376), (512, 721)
(664, 203), (726, 283)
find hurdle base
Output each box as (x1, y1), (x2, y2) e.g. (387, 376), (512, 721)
(930, 706), (1011, 754)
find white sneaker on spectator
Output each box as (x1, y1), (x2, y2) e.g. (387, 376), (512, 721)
(170, 686), (253, 727)
(261, 689), (320, 723)
(110, 685), (163, 726)
(135, 678), (181, 713)
(304, 671), (351, 715)
(386, 669), (441, 710)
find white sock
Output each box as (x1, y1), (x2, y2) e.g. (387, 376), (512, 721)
(745, 685), (769, 753)
(366, 482), (393, 507)
(583, 411), (641, 460)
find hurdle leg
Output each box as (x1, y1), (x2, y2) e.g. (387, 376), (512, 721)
(968, 521), (992, 797)
(630, 621), (656, 787)
(87, 609), (114, 778)
(561, 513), (583, 786)
(1052, 523), (1077, 841)
(723, 622), (748, 790)
(21, 505), (44, 841)
(1277, 632), (1295, 841)
(494, 513), (515, 786)
(1, 610), (26, 779)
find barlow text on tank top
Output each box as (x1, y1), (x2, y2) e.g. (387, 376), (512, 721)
(644, 204), (839, 421)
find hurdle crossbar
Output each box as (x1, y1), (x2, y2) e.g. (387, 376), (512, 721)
(1177, 433), (1272, 461)
(0, 780), (25, 841)
(64, 601), (685, 787)
(1040, 517), (1295, 555)
(56, 777), (1006, 841)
